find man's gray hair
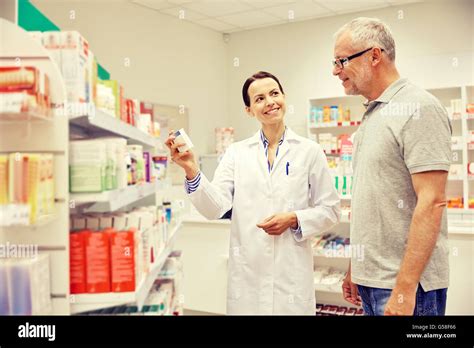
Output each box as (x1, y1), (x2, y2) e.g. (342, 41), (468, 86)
(334, 17), (396, 61)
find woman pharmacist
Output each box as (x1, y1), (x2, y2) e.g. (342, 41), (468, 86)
(165, 71), (340, 315)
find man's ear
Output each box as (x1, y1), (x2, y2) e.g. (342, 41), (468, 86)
(245, 106), (254, 118)
(371, 47), (383, 66)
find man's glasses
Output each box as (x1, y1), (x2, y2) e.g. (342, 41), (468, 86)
(332, 47), (384, 69)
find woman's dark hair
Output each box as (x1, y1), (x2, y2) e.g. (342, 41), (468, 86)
(242, 71), (285, 107)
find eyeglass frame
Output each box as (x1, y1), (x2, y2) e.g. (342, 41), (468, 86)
(332, 47), (385, 69)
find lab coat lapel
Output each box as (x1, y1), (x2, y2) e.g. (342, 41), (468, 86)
(270, 140), (289, 177)
(248, 130), (270, 178)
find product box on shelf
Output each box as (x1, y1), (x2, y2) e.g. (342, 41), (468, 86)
(99, 80), (122, 119)
(0, 254), (52, 315)
(108, 229), (136, 293)
(60, 31), (90, 105)
(70, 232), (87, 294)
(4, 153), (55, 224)
(83, 230), (111, 293)
(0, 67), (51, 114)
(69, 140), (106, 193)
(41, 31), (62, 69)
(0, 155), (8, 205)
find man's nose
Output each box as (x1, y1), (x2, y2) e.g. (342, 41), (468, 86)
(332, 64), (341, 76)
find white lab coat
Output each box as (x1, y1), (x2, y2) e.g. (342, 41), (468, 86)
(187, 128), (340, 315)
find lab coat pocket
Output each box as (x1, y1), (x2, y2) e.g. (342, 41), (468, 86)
(282, 165), (309, 210)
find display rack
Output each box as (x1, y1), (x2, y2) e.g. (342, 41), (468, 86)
(0, 18), (70, 314)
(0, 19), (181, 315)
(70, 221), (181, 314)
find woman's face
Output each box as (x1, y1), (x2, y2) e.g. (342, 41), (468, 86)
(246, 78), (286, 126)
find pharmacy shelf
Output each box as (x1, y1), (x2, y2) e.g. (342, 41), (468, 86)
(309, 121), (361, 129)
(70, 181), (160, 212)
(70, 221), (182, 314)
(69, 107), (158, 148)
(314, 281), (343, 294)
(0, 111), (52, 122)
(0, 208), (57, 228)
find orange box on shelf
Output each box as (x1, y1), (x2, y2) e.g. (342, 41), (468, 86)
(447, 197), (464, 209)
(0, 67), (51, 113)
(70, 231), (87, 294)
(84, 230), (111, 293)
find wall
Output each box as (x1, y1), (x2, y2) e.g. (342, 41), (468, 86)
(31, 0), (229, 156)
(226, 0), (474, 139)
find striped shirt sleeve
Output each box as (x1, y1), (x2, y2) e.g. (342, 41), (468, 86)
(184, 171), (202, 194)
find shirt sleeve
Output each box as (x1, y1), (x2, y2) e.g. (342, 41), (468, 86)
(184, 171), (201, 194)
(400, 102), (452, 174)
(290, 219), (303, 240)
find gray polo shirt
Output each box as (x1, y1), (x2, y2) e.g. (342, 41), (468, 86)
(351, 78), (452, 292)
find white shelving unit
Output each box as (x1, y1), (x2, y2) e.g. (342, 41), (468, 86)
(69, 108), (158, 148)
(0, 19), (182, 315)
(308, 84), (474, 314)
(70, 221), (181, 314)
(0, 18), (70, 314)
(70, 181), (162, 213)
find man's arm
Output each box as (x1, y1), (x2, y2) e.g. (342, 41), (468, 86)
(384, 170), (448, 315)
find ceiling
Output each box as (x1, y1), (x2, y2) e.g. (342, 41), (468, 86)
(131, 0), (421, 33)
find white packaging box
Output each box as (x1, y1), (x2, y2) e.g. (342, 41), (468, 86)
(30, 254), (52, 315)
(72, 216), (86, 230)
(174, 128), (194, 153)
(69, 140), (106, 193)
(99, 216), (113, 229)
(86, 216), (100, 230)
(125, 212), (140, 230)
(101, 137), (128, 189)
(113, 214), (127, 231)
(60, 31), (89, 104)
(4, 254), (52, 315)
(42, 31), (62, 69)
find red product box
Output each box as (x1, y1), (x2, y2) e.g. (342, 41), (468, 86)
(109, 229), (136, 292)
(125, 99), (135, 125)
(69, 231), (87, 294)
(84, 230), (111, 293)
(140, 101), (155, 134)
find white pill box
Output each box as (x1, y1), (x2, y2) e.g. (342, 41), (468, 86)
(174, 128), (194, 153)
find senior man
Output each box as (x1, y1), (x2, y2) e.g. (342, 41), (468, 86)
(333, 17), (452, 316)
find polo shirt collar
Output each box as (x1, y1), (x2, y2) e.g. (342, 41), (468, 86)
(363, 77), (409, 109)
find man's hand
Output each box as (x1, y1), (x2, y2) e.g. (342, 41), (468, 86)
(256, 212), (298, 235)
(342, 265), (361, 306)
(384, 286), (416, 316)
